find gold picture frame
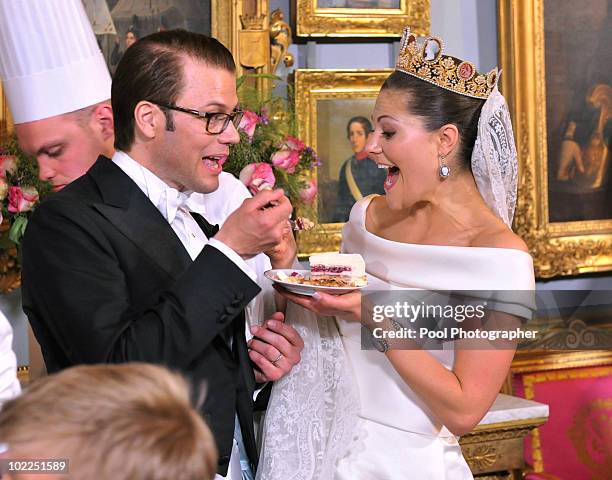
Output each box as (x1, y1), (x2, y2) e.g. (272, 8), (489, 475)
(295, 69), (392, 256)
(296, 0), (429, 37)
(499, 0), (612, 278)
(0, 82), (12, 145)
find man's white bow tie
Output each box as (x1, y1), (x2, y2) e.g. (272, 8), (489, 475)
(160, 188), (206, 224)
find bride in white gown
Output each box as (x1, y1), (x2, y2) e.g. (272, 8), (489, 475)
(257, 28), (535, 480)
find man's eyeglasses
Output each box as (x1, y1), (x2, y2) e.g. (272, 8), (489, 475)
(155, 102), (244, 135)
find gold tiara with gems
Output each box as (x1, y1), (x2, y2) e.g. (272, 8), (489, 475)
(395, 27), (499, 100)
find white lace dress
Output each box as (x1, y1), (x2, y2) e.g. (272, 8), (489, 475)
(257, 195), (535, 480)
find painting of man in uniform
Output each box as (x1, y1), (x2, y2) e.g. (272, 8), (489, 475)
(546, 0), (611, 222)
(316, 98), (387, 223)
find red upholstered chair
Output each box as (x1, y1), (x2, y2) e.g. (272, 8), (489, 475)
(511, 351), (612, 480)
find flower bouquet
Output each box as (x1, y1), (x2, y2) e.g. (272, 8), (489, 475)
(224, 75), (319, 217)
(0, 135), (50, 290)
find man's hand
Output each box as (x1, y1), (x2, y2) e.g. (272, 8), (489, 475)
(247, 312), (304, 382)
(265, 220), (298, 269)
(215, 189), (292, 258)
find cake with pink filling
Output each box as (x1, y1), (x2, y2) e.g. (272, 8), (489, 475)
(308, 253), (367, 287)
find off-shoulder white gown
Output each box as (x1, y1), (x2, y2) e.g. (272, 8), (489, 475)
(334, 195), (535, 479)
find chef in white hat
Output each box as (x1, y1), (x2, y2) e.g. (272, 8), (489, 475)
(0, 0), (114, 192)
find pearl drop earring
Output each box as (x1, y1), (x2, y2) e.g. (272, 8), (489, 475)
(438, 153), (450, 178)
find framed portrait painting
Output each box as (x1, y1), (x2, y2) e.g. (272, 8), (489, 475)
(295, 0), (429, 37)
(499, 0), (612, 278)
(294, 69), (392, 255)
(83, 0), (212, 75)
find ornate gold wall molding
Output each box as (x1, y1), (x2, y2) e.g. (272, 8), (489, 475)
(211, 0), (241, 67)
(270, 9), (294, 74)
(239, 13), (270, 71)
(512, 350), (612, 374)
(236, 1), (294, 96)
(0, 83), (12, 145)
(213, 0), (271, 79)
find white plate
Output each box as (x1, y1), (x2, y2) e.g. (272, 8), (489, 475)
(264, 269), (367, 296)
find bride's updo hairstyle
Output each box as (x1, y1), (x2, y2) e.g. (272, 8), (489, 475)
(380, 71), (485, 171)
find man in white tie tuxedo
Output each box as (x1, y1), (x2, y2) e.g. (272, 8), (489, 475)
(20, 29), (304, 480)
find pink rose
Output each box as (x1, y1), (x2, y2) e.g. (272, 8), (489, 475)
(239, 163), (276, 195)
(0, 155), (17, 178)
(238, 110), (260, 140)
(8, 186), (39, 213)
(0, 177), (8, 201)
(299, 178), (317, 204)
(281, 135), (305, 152)
(271, 149), (300, 174)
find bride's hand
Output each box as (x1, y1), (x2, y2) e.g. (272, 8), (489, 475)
(273, 285), (361, 322)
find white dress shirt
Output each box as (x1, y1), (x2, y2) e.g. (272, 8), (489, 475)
(112, 151), (251, 480)
(112, 151), (255, 279)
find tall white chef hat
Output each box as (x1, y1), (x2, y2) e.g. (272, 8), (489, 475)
(0, 0), (112, 124)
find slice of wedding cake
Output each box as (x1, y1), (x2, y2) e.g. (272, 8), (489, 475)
(308, 253), (367, 287)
